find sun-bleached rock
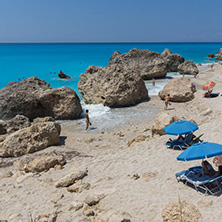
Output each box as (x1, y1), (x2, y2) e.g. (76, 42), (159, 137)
(78, 64), (148, 107)
(0, 121), (61, 157)
(55, 169), (88, 188)
(178, 60), (199, 75)
(158, 77), (196, 102)
(162, 200), (201, 222)
(24, 152), (66, 173)
(0, 77), (82, 121)
(84, 194), (101, 206)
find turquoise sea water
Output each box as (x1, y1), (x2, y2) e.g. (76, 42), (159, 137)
(0, 43), (222, 93)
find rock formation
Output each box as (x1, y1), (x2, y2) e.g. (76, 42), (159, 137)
(158, 77), (196, 102)
(78, 65), (148, 107)
(58, 70), (71, 79)
(216, 48), (222, 60)
(0, 77), (82, 120)
(178, 60), (199, 75)
(0, 121), (61, 157)
(107, 49), (168, 79)
(161, 48), (185, 72)
(208, 53), (215, 58)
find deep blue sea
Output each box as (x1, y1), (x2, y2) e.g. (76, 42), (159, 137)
(0, 43), (221, 93)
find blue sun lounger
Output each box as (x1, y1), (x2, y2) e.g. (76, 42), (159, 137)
(176, 166), (222, 195)
(166, 132), (194, 150)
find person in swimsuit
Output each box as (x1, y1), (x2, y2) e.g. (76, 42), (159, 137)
(202, 160), (216, 177)
(164, 94), (171, 110)
(85, 109), (92, 130)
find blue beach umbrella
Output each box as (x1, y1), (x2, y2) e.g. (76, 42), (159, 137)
(164, 120), (198, 136)
(177, 142), (222, 161)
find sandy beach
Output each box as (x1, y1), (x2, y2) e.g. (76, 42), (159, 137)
(1, 65), (222, 221)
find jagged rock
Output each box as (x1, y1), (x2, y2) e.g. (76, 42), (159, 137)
(161, 48), (173, 57)
(127, 135), (146, 147)
(107, 49), (168, 79)
(84, 194), (101, 206)
(78, 64), (148, 107)
(208, 53), (215, 58)
(152, 112), (180, 136)
(161, 49), (185, 72)
(158, 77), (196, 102)
(55, 169), (88, 188)
(162, 200), (201, 222)
(216, 48), (222, 60)
(0, 121), (7, 135)
(178, 60), (199, 75)
(0, 77), (82, 121)
(58, 70), (70, 79)
(24, 152), (66, 173)
(0, 121), (61, 157)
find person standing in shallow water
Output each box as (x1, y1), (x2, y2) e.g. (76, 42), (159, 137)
(152, 78), (155, 86)
(85, 109), (92, 130)
(164, 94), (171, 110)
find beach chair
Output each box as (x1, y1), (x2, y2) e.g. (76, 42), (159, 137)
(176, 166), (222, 196)
(192, 133), (204, 143)
(166, 132), (193, 150)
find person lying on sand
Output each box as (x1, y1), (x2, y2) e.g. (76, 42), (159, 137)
(203, 90), (212, 98)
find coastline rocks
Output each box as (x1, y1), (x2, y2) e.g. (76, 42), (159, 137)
(161, 49), (185, 72)
(24, 152), (66, 173)
(178, 60), (199, 75)
(0, 77), (82, 121)
(208, 53), (215, 58)
(78, 65), (148, 107)
(107, 49), (168, 79)
(158, 77), (196, 102)
(216, 48), (222, 60)
(151, 112), (179, 136)
(0, 121), (61, 157)
(58, 70), (70, 79)
(162, 200), (201, 222)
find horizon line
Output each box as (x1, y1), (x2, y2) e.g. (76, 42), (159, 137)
(1, 41), (222, 44)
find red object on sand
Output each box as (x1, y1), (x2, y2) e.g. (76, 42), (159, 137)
(202, 81), (215, 90)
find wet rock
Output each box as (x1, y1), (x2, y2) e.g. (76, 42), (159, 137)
(208, 53), (215, 58)
(58, 70), (70, 79)
(162, 200), (201, 222)
(158, 77), (196, 102)
(55, 169), (88, 188)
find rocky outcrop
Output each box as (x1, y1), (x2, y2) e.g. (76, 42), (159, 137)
(78, 65), (148, 107)
(0, 121), (61, 157)
(0, 115), (30, 135)
(162, 200), (201, 222)
(158, 77), (196, 102)
(178, 60), (199, 75)
(161, 48), (185, 72)
(151, 112), (180, 136)
(208, 53), (215, 58)
(0, 77), (82, 120)
(107, 49), (168, 79)
(216, 48), (222, 60)
(24, 152), (66, 173)
(58, 70), (70, 79)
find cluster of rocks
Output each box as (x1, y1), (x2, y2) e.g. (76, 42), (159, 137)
(0, 115), (61, 157)
(216, 48), (222, 60)
(78, 48), (199, 107)
(0, 77), (82, 121)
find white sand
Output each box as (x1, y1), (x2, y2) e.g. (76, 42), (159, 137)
(1, 65), (222, 221)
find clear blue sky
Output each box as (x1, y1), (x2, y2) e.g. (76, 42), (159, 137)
(1, 0), (222, 43)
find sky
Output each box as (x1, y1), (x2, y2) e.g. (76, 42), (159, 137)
(0, 0), (222, 43)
